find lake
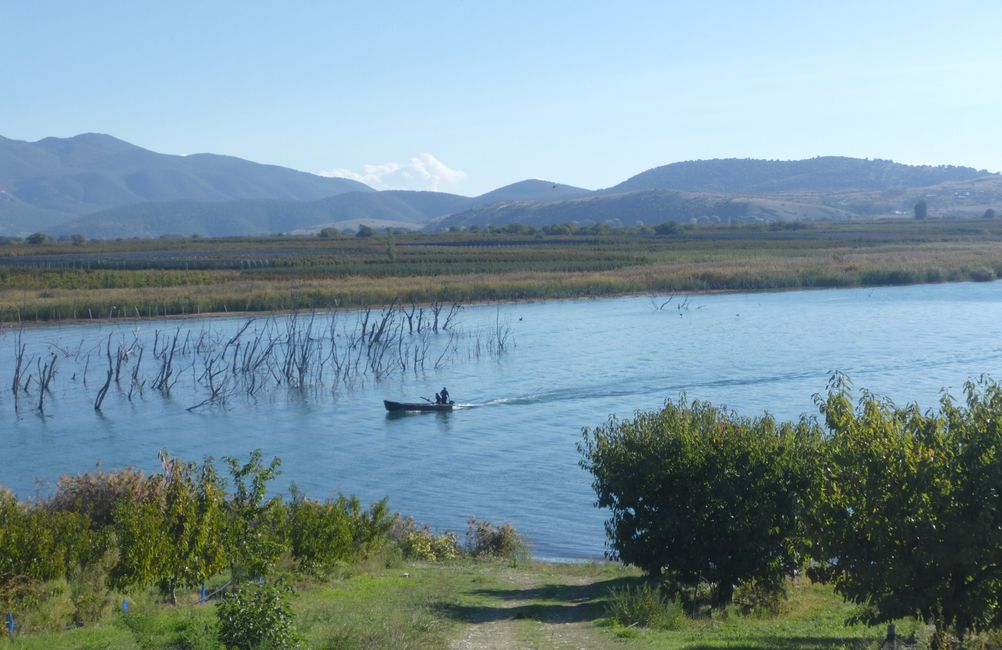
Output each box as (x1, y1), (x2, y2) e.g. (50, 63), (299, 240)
(3, 281), (1002, 560)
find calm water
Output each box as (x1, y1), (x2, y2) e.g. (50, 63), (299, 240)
(3, 282), (1002, 560)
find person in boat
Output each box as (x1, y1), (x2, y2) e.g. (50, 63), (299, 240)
(434, 391), (442, 404)
(440, 387), (450, 404)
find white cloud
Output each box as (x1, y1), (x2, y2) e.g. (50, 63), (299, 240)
(320, 153), (467, 191)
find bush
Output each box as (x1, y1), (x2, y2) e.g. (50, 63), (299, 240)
(1, 490), (104, 587)
(465, 518), (528, 561)
(288, 491), (393, 575)
(45, 465), (149, 527)
(605, 582), (685, 630)
(809, 374), (1002, 643)
(391, 517), (461, 561)
(731, 578), (786, 617)
(216, 580), (301, 649)
(580, 397), (820, 606)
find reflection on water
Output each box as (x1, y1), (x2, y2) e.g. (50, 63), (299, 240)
(3, 281), (1002, 559)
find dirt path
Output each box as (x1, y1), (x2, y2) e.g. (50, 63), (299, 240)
(448, 567), (615, 650)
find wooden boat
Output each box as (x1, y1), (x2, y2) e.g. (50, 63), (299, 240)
(383, 400), (454, 413)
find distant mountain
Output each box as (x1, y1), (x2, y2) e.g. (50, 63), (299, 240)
(59, 190), (474, 239)
(434, 190), (854, 230)
(5, 137), (1001, 239)
(54, 179), (588, 238)
(610, 156), (989, 194)
(472, 179), (591, 205)
(0, 133), (370, 234)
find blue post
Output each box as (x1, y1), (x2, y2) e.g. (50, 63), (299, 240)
(200, 583), (207, 604)
(122, 599), (128, 613)
(5, 612), (14, 637)
(258, 575), (264, 586)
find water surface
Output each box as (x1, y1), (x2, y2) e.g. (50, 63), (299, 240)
(3, 282), (1002, 560)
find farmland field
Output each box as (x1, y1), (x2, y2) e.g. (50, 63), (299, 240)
(4, 218), (1002, 322)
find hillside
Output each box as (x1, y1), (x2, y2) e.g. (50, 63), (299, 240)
(0, 133), (370, 234)
(610, 156), (990, 194)
(59, 190), (474, 238)
(5, 135), (1002, 239)
(435, 189), (855, 229)
(472, 179), (591, 205)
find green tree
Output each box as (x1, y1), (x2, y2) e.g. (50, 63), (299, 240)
(224, 450), (287, 580)
(26, 232), (49, 245)
(317, 227), (340, 238)
(984, 208), (996, 219)
(0, 490), (101, 589)
(112, 452), (228, 604)
(579, 397), (820, 605)
(288, 487), (392, 575)
(356, 224), (374, 238)
(809, 375), (1002, 644)
(654, 221), (680, 236)
(914, 198), (929, 219)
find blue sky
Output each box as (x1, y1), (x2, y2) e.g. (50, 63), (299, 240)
(3, 1), (1000, 195)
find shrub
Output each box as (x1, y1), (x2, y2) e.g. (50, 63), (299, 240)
(391, 518), (461, 561)
(731, 578), (786, 617)
(288, 490), (393, 575)
(216, 580), (301, 649)
(465, 518), (528, 561)
(580, 397), (820, 605)
(605, 582), (685, 630)
(45, 465), (149, 527)
(1, 490), (103, 588)
(809, 374), (1002, 643)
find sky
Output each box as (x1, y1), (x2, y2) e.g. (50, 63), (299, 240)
(2, 1), (1001, 196)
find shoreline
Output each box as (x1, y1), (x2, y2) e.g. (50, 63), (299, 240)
(2, 275), (998, 331)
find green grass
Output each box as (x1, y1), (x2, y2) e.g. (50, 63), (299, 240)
(3, 560), (932, 650)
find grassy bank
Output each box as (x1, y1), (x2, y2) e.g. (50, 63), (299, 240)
(5, 558), (927, 650)
(3, 219), (1002, 322)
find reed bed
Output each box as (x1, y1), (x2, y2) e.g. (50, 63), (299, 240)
(3, 220), (1002, 322)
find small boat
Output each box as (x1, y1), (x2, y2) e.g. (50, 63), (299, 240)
(384, 399), (454, 413)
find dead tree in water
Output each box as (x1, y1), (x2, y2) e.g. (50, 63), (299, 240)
(11, 328), (27, 401)
(36, 353), (57, 412)
(94, 334), (114, 411)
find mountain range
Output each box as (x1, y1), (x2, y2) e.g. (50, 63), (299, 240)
(1, 133), (999, 239)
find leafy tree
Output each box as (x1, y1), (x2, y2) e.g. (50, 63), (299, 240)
(0, 490), (101, 587)
(809, 375), (1002, 644)
(654, 221), (680, 236)
(915, 198), (928, 219)
(26, 232), (49, 245)
(224, 450), (287, 580)
(580, 397), (820, 605)
(984, 208), (996, 219)
(355, 224), (374, 238)
(112, 452), (228, 604)
(288, 487), (392, 574)
(317, 227), (339, 238)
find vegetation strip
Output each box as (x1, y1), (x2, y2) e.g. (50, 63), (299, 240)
(4, 218), (1002, 322)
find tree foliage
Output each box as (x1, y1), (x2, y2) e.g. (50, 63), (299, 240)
(809, 374), (1002, 642)
(580, 397), (820, 605)
(112, 451), (228, 604)
(224, 450), (287, 580)
(0, 489), (101, 587)
(288, 488), (393, 575)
